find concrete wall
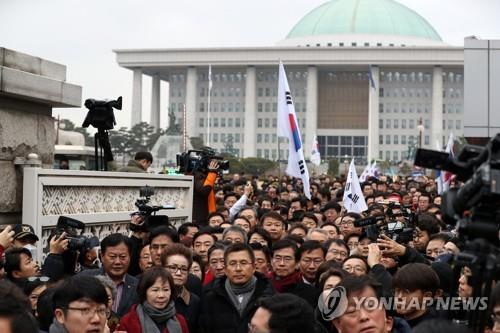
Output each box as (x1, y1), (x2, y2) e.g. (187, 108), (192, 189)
(0, 47), (82, 223)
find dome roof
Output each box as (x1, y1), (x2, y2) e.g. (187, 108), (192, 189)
(280, 0), (443, 46)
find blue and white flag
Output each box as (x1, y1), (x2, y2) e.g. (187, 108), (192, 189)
(343, 159), (368, 213)
(277, 62), (311, 199)
(311, 135), (321, 166)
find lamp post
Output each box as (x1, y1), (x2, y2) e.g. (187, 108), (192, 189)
(343, 154), (349, 177)
(417, 117), (425, 148)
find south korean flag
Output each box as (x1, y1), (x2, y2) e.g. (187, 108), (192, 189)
(343, 159), (368, 213)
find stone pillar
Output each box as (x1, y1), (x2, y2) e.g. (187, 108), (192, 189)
(185, 67), (197, 140)
(305, 66), (318, 158)
(0, 47), (81, 223)
(243, 66), (257, 157)
(132, 68), (143, 126)
(151, 75), (161, 130)
(431, 66), (443, 148)
(367, 66), (380, 162)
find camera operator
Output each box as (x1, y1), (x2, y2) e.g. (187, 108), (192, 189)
(191, 159), (219, 225)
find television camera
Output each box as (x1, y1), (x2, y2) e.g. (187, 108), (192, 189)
(354, 202), (416, 244)
(131, 185), (175, 232)
(176, 147), (229, 175)
(414, 134), (500, 332)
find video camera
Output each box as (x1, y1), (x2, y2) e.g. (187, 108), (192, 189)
(131, 186), (175, 232)
(82, 96), (122, 130)
(354, 202), (416, 244)
(56, 216), (98, 253)
(176, 147), (229, 174)
(415, 134), (500, 332)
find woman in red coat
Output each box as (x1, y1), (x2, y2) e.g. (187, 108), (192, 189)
(119, 266), (189, 333)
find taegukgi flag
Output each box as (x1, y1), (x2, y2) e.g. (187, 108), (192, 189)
(311, 135), (321, 166)
(277, 61), (311, 199)
(343, 159), (368, 213)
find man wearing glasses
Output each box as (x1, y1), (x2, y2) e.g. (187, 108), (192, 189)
(51, 275), (110, 333)
(269, 239), (320, 308)
(200, 243), (275, 333)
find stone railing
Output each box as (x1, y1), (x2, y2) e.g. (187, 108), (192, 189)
(22, 168), (193, 262)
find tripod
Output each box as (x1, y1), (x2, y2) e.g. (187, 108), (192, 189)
(94, 128), (113, 171)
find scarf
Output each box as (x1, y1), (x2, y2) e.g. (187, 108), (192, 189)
(48, 319), (68, 333)
(271, 270), (301, 293)
(224, 276), (257, 316)
(136, 301), (182, 333)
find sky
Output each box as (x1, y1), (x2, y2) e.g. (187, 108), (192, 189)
(1, 0), (499, 131)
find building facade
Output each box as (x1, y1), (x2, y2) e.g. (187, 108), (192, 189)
(115, 0), (464, 164)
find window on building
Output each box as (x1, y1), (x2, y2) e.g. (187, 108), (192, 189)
(402, 119), (406, 129)
(221, 133), (226, 142)
(235, 103), (240, 112)
(199, 118), (204, 127)
(393, 151), (399, 161)
(213, 118), (219, 127)
(424, 119), (430, 130)
(257, 149), (262, 158)
(199, 103), (204, 112)
(235, 134), (240, 143)
(257, 119), (262, 128)
(379, 88), (384, 97)
(265, 134), (269, 143)
(228, 103), (233, 112)
(265, 118), (270, 128)
(386, 135), (391, 144)
(265, 103), (270, 112)
(273, 103), (277, 112)
(379, 103), (384, 113)
(379, 135), (383, 144)
(258, 88), (263, 97)
(228, 118), (233, 127)
(221, 118), (226, 127)
(379, 119), (383, 129)
(424, 135), (430, 145)
(272, 118), (277, 128)
(213, 133), (218, 143)
(235, 118), (241, 127)
(401, 135), (406, 145)
(257, 134), (262, 143)
(265, 88), (271, 97)
(456, 120), (461, 130)
(258, 103), (263, 112)
(386, 119), (391, 129)
(394, 119), (399, 129)
(394, 135), (398, 144)
(200, 87), (205, 97)
(221, 103), (226, 112)
(409, 119), (415, 129)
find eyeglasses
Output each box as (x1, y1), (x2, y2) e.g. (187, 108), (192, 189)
(226, 260), (253, 269)
(328, 249), (347, 257)
(65, 307), (110, 319)
(343, 265), (366, 273)
(28, 276), (50, 282)
(166, 264), (189, 274)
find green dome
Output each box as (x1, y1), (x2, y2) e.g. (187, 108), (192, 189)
(287, 0), (442, 42)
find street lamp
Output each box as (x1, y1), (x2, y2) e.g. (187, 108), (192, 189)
(417, 117), (425, 148)
(343, 154), (349, 176)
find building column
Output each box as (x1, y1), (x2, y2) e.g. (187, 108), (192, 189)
(132, 68), (143, 126)
(431, 66), (443, 148)
(305, 66), (318, 158)
(185, 67), (197, 141)
(367, 65), (380, 162)
(151, 74), (161, 131)
(243, 66), (256, 157)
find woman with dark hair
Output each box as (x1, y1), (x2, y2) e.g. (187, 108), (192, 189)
(248, 227), (272, 249)
(119, 266), (189, 333)
(189, 254), (205, 283)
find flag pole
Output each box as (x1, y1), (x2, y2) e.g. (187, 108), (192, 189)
(207, 64), (212, 146)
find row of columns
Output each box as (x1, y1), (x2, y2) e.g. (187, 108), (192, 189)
(367, 65), (443, 162)
(131, 65), (443, 160)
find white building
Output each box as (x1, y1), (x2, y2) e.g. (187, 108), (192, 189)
(115, 0), (464, 164)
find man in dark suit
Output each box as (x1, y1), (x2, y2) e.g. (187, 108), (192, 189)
(79, 233), (138, 318)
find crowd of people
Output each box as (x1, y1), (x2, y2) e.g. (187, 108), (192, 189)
(0, 168), (499, 333)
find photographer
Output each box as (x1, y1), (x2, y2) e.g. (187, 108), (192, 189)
(192, 159), (219, 225)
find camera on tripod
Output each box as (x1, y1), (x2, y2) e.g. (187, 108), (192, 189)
(354, 202), (416, 244)
(176, 147), (229, 174)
